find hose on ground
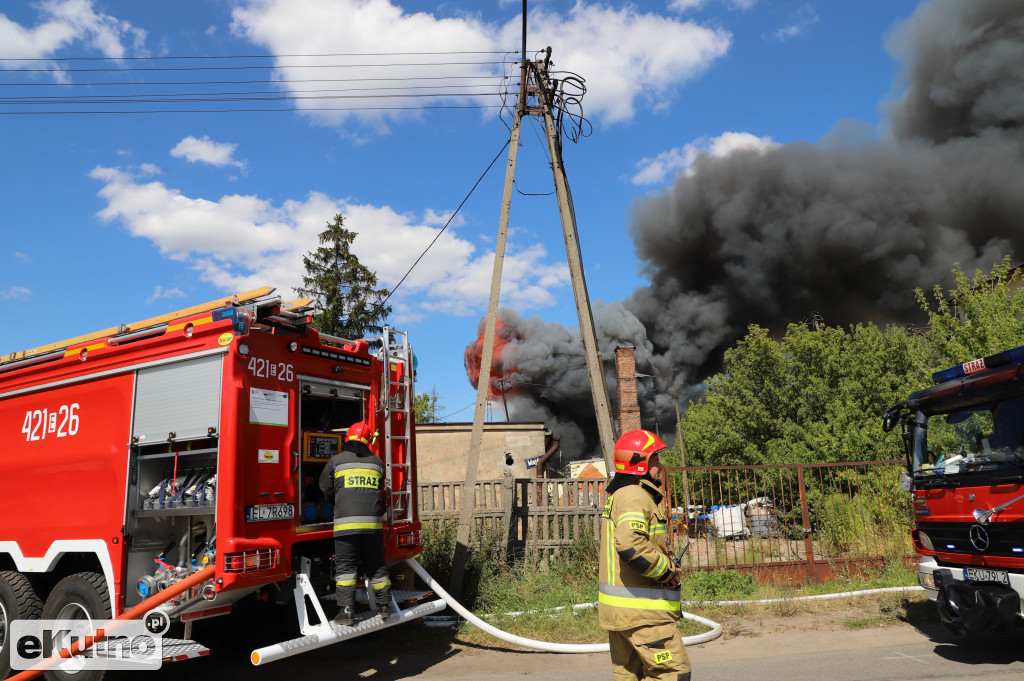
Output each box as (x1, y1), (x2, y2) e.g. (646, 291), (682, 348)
(409, 558), (925, 653)
(407, 558), (722, 652)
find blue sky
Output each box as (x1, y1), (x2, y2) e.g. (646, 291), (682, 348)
(1, 0), (924, 421)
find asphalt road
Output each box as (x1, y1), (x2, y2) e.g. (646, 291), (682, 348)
(99, 616), (1024, 681)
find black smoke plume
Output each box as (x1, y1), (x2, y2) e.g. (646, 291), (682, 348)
(466, 0), (1024, 459)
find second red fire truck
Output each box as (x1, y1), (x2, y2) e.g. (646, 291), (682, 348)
(885, 346), (1024, 635)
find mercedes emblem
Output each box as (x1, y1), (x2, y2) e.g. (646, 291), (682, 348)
(969, 524), (990, 551)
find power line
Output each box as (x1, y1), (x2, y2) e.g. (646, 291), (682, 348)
(0, 92), (505, 105)
(0, 75), (507, 87)
(0, 82), (502, 101)
(380, 139), (511, 306)
(6, 60), (509, 74)
(0, 51), (516, 62)
(0, 104), (503, 115)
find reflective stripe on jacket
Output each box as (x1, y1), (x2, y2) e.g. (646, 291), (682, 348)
(319, 440), (385, 536)
(598, 477), (679, 630)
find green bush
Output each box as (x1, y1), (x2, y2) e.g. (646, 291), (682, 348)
(679, 569), (756, 601)
(419, 516), (505, 609)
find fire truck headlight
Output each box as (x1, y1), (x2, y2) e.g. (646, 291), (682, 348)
(917, 530), (935, 551)
(919, 572), (936, 589)
(287, 341), (298, 352)
(238, 342), (250, 357)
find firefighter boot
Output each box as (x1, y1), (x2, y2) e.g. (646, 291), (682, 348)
(333, 585), (356, 627)
(371, 574), (392, 620)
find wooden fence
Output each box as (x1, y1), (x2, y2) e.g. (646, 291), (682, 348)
(418, 474), (607, 562)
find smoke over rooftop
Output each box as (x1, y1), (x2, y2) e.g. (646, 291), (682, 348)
(465, 0), (1024, 458)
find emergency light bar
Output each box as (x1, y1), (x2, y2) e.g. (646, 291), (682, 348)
(932, 345), (1024, 384)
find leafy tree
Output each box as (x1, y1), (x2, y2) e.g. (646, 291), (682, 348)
(677, 258), (1024, 468)
(415, 388), (443, 424)
(680, 322), (927, 466)
(917, 255), (1024, 367)
(298, 213), (391, 339)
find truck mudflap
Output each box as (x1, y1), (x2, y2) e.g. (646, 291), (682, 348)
(935, 571), (1020, 636)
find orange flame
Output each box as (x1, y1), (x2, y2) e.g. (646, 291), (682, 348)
(464, 317), (516, 399)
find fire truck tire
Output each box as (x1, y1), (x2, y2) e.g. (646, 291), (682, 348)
(40, 572), (111, 681)
(1, 571), (43, 680)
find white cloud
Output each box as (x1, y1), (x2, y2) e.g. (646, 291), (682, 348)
(0, 285), (31, 299)
(138, 163), (162, 175)
(230, 0), (729, 131)
(631, 131), (778, 185)
(768, 4), (819, 42)
(13, 252), (32, 263)
(669, 0), (759, 11)
(145, 285), (186, 304)
(0, 0), (146, 79)
(506, 4), (731, 123)
(170, 136), (247, 172)
(423, 208), (466, 228)
(89, 166), (568, 323)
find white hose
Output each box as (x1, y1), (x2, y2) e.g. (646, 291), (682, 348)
(407, 558), (722, 652)
(409, 558), (925, 653)
(684, 585), (924, 606)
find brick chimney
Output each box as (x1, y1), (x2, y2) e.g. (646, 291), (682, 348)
(615, 346), (641, 435)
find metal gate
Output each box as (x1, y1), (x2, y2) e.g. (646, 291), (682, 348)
(663, 460), (915, 582)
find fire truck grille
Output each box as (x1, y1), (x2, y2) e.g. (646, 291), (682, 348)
(919, 521), (1024, 558)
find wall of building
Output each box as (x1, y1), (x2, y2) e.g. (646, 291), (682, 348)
(415, 422), (549, 483)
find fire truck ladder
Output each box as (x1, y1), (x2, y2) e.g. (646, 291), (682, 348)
(0, 286), (301, 371)
(379, 327), (414, 524)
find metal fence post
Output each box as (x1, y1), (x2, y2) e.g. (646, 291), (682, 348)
(797, 466), (818, 581)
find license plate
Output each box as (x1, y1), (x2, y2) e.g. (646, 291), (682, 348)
(964, 567), (1010, 584)
(245, 503), (295, 522)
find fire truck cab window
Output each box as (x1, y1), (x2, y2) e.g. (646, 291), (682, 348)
(916, 399), (1024, 476)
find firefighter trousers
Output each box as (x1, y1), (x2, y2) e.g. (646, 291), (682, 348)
(334, 532), (391, 608)
(608, 622), (691, 681)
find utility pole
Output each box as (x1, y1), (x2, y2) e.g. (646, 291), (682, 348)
(450, 6), (615, 595)
(534, 50), (617, 469)
(449, 40), (528, 598)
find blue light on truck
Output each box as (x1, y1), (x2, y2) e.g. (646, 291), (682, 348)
(932, 345), (1024, 383)
(1013, 548), (1023, 553)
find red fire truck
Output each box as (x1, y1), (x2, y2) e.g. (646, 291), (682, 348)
(0, 288), (439, 678)
(884, 346), (1024, 635)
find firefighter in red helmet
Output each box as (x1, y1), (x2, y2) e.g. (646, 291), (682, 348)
(599, 429), (691, 681)
(319, 421), (391, 626)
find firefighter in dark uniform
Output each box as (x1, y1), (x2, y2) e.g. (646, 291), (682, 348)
(319, 421), (391, 626)
(600, 429), (691, 681)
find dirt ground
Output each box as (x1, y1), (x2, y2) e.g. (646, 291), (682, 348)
(692, 589), (940, 640)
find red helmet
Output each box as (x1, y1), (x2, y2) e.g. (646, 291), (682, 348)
(346, 421), (376, 445)
(613, 429), (667, 475)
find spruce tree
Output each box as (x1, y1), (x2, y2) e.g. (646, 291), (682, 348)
(298, 213), (391, 339)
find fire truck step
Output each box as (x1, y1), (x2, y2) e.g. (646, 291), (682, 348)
(157, 639), (211, 663)
(251, 598), (447, 665)
(323, 588), (434, 603)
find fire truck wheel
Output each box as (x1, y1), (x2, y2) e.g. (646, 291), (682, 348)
(1, 571), (44, 679)
(40, 572), (111, 681)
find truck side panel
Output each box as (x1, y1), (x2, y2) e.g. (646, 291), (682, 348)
(0, 373), (133, 603)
